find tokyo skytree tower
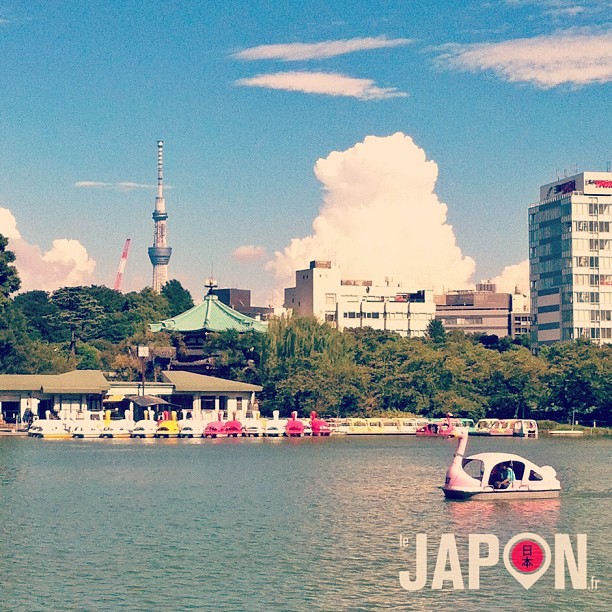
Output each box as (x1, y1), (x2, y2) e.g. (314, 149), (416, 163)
(148, 140), (172, 293)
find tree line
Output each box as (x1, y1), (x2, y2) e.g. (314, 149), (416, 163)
(1, 235), (610, 425)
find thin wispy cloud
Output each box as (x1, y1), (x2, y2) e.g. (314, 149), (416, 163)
(504, 1), (607, 21)
(236, 71), (407, 100)
(436, 30), (612, 88)
(75, 181), (154, 191)
(233, 36), (413, 61)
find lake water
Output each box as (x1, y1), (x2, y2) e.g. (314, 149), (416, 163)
(0, 434), (610, 611)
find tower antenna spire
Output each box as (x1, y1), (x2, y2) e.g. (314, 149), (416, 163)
(148, 140), (172, 293)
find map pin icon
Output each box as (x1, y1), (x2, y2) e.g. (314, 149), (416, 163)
(503, 532), (551, 589)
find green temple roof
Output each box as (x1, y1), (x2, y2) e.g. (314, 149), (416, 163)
(149, 294), (268, 334)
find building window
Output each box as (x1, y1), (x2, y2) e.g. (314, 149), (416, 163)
(575, 292), (590, 303)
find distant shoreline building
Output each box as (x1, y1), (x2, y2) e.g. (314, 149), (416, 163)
(434, 282), (529, 338)
(529, 171), (612, 347)
(212, 288), (274, 321)
(148, 140), (172, 293)
(283, 260), (436, 337)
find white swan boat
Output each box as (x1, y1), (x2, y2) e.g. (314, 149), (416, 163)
(131, 419), (159, 438)
(28, 419), (73, 439)
(72, 421), (104, 439)
(442, 428), (561, 500)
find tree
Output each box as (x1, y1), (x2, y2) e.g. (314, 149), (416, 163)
(540, 341), (611, 424)
(13, 290), (67, 342)
(486, 347), (548, 419)
(0, 236), (31, 372)
(124, 288), (170, 334)
(162, 279), (194, 317)
(426, 319), (447, 344)
(74, 342), (102, 370)
(0, 303), (34, 373)
(0, 234), (20, 303)
(50, 286), (106, 345)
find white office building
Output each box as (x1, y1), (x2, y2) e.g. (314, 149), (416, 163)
(284, 261), (436, 337)
(529, 171), (612, 346)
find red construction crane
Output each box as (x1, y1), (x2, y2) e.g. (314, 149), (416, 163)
(113, 238), (131, 291)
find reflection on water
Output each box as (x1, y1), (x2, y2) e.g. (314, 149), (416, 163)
(448, 498), (562, 533)
(0, 435), (609, 611)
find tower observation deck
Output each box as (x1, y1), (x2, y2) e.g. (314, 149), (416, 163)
(148, 140), (172, 293)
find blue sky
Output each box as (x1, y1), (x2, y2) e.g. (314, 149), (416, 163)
(0, 0), (610, 304)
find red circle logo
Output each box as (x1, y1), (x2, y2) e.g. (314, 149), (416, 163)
(510, 538), (544, 573)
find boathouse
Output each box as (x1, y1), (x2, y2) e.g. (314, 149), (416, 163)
(0, 370), (261, 424)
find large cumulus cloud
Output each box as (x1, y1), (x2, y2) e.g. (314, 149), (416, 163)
(268, 133), (476, 294)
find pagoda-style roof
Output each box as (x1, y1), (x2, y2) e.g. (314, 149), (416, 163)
(149, 294), (267, 334)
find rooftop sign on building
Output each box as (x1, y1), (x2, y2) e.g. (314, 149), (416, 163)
(540, 172), (612, 200)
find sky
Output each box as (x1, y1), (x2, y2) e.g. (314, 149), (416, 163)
(0, 0), (610, 306)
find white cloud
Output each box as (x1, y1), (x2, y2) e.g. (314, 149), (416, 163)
(504, 0), (598, 17)
(232, 245), (267, 261)
(436, 30), (612, 87)
(235, 71), (407, 100)
(0, 207), (96, 292)
(75, 181), (153, 191)
(233, 36), (413, 61)
(268, 133), (476, 298)
(491, 260), (530, 295)
(0, 208), (21, 239)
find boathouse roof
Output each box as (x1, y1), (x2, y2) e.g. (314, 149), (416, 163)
(149, 293), (267, 334)
(0, 370), (110, 394)
(161, 371), (262, 393)
(0, 370), (261, 397)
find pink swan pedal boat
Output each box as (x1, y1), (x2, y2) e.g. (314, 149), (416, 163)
(310, 411), (331, 436)
(285, 411), (305, 437)
(442, 428), (561, 501)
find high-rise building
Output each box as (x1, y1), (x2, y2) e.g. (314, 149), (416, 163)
(529, 171), (612, 347)
(148, 140), (172, 293)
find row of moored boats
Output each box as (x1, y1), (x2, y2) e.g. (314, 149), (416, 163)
(27, 410), (332, 440)
(26, 412), (539, 440)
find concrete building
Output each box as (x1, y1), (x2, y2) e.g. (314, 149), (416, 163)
(283, 261), (435, 337)
(434, 283), (514, 337)
(529, 171), (612, 346)
(212, 288), (274, 320)
(511, 290), (531, 337)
